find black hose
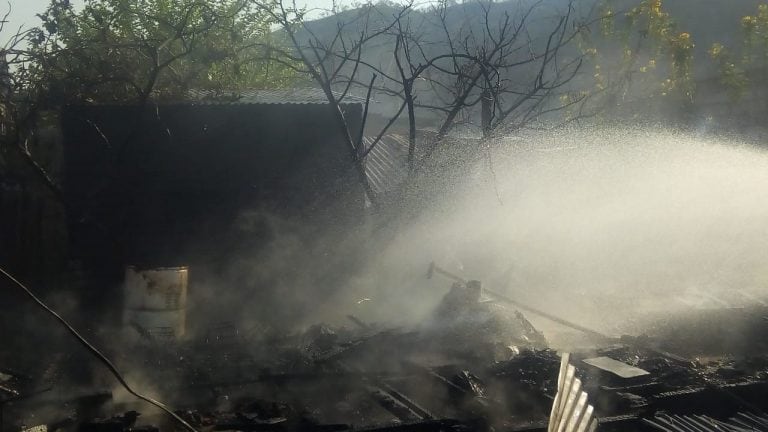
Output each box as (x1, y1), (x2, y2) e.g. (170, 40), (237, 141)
(0, 266), (198, 432)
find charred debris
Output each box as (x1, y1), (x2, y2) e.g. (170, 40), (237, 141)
(2, 264), (768, 432)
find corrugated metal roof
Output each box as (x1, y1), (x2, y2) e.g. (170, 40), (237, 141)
(645, 412), (768, 431)
(363, 134), (410, 195)
(187, 88), (366, 105)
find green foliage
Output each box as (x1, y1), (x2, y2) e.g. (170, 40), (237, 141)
(706, 3), (768, 104)
(665, 30), (694, 101)
(741, 4), (768, 66)
(708, 42), (747, 101)
(591, 0), (695, 108)
(28, 0), (299, 104)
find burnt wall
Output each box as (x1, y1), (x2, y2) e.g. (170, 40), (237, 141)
(61, 102), (365, 275)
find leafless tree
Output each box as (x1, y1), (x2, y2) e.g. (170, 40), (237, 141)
(254, 0), (417, 208)
(259, 0), (600, 208)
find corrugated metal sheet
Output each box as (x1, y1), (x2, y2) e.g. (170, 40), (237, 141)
(548, 353), (598, 432)
(187, 88), (366, 105)
(363, 134), (409, 195)
(645, 412), (768, 431)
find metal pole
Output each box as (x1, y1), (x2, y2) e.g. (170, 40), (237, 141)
(427, 262), (609, 340)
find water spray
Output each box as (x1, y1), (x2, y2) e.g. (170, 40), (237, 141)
(427, 261), (609, 340)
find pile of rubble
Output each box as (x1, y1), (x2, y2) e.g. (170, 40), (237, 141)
(3, 277), (768, 432)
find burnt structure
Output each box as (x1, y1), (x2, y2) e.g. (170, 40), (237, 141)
(61, 91), (365, 272)
(3, 278), (768, 432)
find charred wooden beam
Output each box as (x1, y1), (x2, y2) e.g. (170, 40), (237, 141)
(367, 386), (424, 422)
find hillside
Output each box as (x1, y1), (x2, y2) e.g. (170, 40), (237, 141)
(297, 0), (766, 81)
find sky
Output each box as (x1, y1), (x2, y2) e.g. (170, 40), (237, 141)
(1, 0), (48, 41)
(0, 0), (338, 43)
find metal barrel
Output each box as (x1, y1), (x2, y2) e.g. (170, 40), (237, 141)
(123, 266), (188, 339)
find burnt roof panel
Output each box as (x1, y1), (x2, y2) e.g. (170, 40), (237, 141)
(188, 88), (366, 105)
